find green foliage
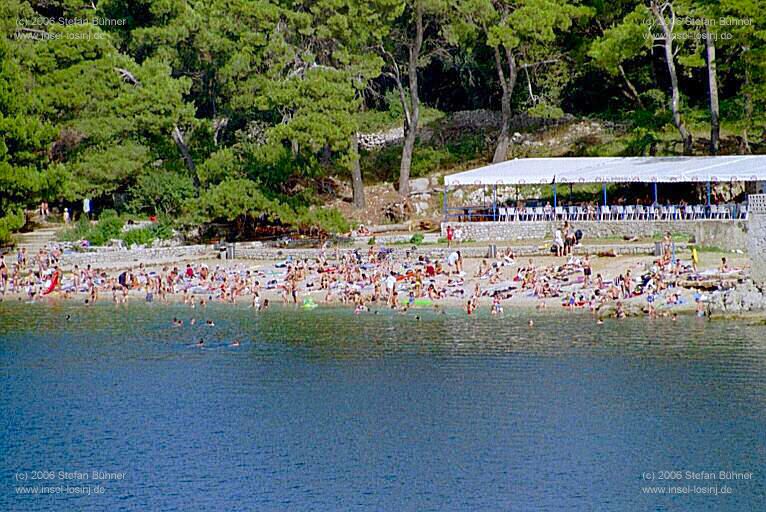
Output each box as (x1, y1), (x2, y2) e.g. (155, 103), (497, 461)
(189, 178), (350, 233)
(128, 170), (196, 216)
(0, 210), (24, 245)
(59, 210), (174, 246)
(409, 233), (424, 244)
(59, 213), (123, 246)
(362, 135), (486, 181)
(0, 0), (764, 245)
(294, 207), (350, 234)
(588, 6), (651, 75)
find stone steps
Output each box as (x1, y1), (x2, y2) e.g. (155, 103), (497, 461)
(12, 225), (62, 252)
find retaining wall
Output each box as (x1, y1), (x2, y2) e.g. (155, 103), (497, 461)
(440, 220), (748, 248)
(62, 244), (214, 269)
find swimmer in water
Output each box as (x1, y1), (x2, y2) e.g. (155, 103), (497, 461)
(206, 319), (215, 327)
(196, 338), (204, 347)
(231, 340), (240, 347)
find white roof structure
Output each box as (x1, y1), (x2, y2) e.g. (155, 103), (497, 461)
(444, 156), (766, 186)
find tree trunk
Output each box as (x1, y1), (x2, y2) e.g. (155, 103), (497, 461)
(172, 124), (199, 189)
(399, 129), (416, 197)
(398, 2), (424, 198)
(705, 28), (720, 155)
(651, 2), (693, 154)
(743, 61), (753, 153)
(350, 133), (365, 209)
(618, 64), (644, 108)
(492, 46), (517, 163)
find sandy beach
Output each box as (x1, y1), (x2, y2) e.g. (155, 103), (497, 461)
(0, 243), (752, 320)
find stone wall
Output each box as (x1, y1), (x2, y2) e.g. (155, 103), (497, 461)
(441, 220), (748, 248)
(62, 244), (214, 269)
(235, 242), (671, 261)
(748, 194), (766, 284)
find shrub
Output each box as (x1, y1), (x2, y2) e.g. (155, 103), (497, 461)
(0, 210), (25, 246)
(59, 212), (123, 246)
(121, 227), (155, 247)
(409, 233), (424, 244)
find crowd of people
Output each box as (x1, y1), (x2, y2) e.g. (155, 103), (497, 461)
(0, 223), (743, 321)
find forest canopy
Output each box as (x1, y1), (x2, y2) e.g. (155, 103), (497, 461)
(1, 0), (765, 243)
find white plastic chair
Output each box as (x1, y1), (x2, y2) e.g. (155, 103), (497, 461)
(614, 205), (625, 220)
(600, 205), (611, 220)
(534, 207), (544, 221)
(624, 205), (635, 220)
(739, 205), (748, 219)
(554, 206), (566, 220)
(719, 205), (731, 219)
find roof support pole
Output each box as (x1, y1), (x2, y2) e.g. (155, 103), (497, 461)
(707, 180), (712, 207)
(553, 182), (558, 209)
(492, 185), (498, 221)
(442, 185), (448, 220)
(602, 183), (607, 206)
(653, 182), (658, 205)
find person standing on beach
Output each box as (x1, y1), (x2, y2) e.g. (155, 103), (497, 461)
(554, 229), (564, 257)
(446, 225), (454, 249)
(16, 247), (26, 269)
(582, 254), (592, 287)
(386, 272), (397, 307)
(662, 232), (672, 263)
(0, 255), (8, 295)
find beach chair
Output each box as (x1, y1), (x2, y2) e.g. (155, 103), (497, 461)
(600, 205), (611, 220)
(692, 205), (704, 219)
(534, 206), (544, 221)
(567, 206), (578, 220)
(614, 205), (625, 220)
(719, 205), (731, 219)
(554, 206), (566, 220)
(507, 207), (517, 221)
(624, 205), (635, 220)
(709, 205), (719, 219)
(635, 205), (646, 220)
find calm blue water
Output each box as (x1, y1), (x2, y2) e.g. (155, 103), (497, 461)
(1, 302), (765, 511)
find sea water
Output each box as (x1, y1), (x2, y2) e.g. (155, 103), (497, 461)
(1, 302), (764, 510)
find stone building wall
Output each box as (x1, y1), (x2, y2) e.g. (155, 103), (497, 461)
(747, 194), (766, 284)
(441, 219), (748, 248)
